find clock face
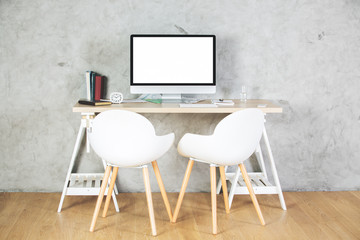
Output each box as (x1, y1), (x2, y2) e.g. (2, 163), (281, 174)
(110, 92), (123, 103)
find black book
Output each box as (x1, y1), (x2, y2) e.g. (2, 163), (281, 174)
(78, 99), (111, 106)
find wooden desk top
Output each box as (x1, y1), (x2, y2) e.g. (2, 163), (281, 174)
(73, 99), (282, 114)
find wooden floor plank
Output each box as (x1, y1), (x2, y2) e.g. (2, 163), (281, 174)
(172, 193), (203, 240)
(288, 192), (358, 240)
(0, 192), (359, 240)
(191, 193), (223, 240)
(284, 192), (330, 239)
(319, 192), (360, 238)
(350, 191), (360, 199)
(0, 193), (25, 239)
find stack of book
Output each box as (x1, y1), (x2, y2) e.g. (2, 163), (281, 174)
(78, 71), (111, 106)
(86, 71), (106, 101)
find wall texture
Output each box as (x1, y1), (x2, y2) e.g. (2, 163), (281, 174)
(1, 0), (359, 192)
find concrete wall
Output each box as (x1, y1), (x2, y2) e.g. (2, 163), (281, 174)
(1, 0), (359, 192)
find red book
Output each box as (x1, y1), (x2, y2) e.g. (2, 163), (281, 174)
(94, 75), (102, 101)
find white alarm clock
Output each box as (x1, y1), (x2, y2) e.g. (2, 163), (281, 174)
(109, 92), (123, 104)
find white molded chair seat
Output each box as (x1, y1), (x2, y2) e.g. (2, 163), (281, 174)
(173, 109), (266, 234)
(89, 110), (174, 167)
(88, 110), (174, 236)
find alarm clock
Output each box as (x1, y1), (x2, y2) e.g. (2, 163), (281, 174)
(109, 92), (123, 104)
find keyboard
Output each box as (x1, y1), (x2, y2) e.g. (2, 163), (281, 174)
(179, 104), (218, 108)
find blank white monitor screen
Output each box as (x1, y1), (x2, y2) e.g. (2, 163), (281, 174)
(130, 35), (216, 95)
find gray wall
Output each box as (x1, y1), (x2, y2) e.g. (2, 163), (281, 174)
(1, 0), (359, 192)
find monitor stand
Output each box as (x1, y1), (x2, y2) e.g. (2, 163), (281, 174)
(161, 94), (183, 103)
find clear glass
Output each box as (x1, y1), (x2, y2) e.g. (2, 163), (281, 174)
(240, 85), (247, 102)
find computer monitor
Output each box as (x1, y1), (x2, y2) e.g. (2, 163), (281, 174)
(130, 34), (216, 101)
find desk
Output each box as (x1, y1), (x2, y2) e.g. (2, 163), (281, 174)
(72, 99), (282, 113)
(58, 99), (286, 212)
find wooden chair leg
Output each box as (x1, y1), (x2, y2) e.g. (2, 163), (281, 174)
(239, 163), (265, 225)
(143, 166), (157, 236)
(219, 166), (230, 214)
(210, 166), (217, 234)
(151, 161), (173, 222)
(102, 167), (119, 217)
(172, 159), (194, 223)
(90, 166), (112, 232)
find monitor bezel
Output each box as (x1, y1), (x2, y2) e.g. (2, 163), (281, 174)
(130, 34), (216, 86)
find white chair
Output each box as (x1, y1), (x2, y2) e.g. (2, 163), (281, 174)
(88, 110), (174, 236)
(172, 109), (266, 234)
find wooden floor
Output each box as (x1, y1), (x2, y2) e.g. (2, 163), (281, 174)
(0, 191), (359, 240)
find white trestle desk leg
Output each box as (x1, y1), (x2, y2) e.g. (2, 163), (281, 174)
(228, 166), (241, 209)
(58, 121), (86, 212)
(111, 190), (119, 212)
(216, 166), (228, 194)
(255, 145), (268, 179)
(262, 126), (287, 210)
(101, 159), (120, 212)
(58, 114), (120, 213)
(86, 116), (91, 153)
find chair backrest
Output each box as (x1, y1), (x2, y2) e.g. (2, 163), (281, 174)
(89, 110), (158, 166)
(212, 109), (264, 164)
